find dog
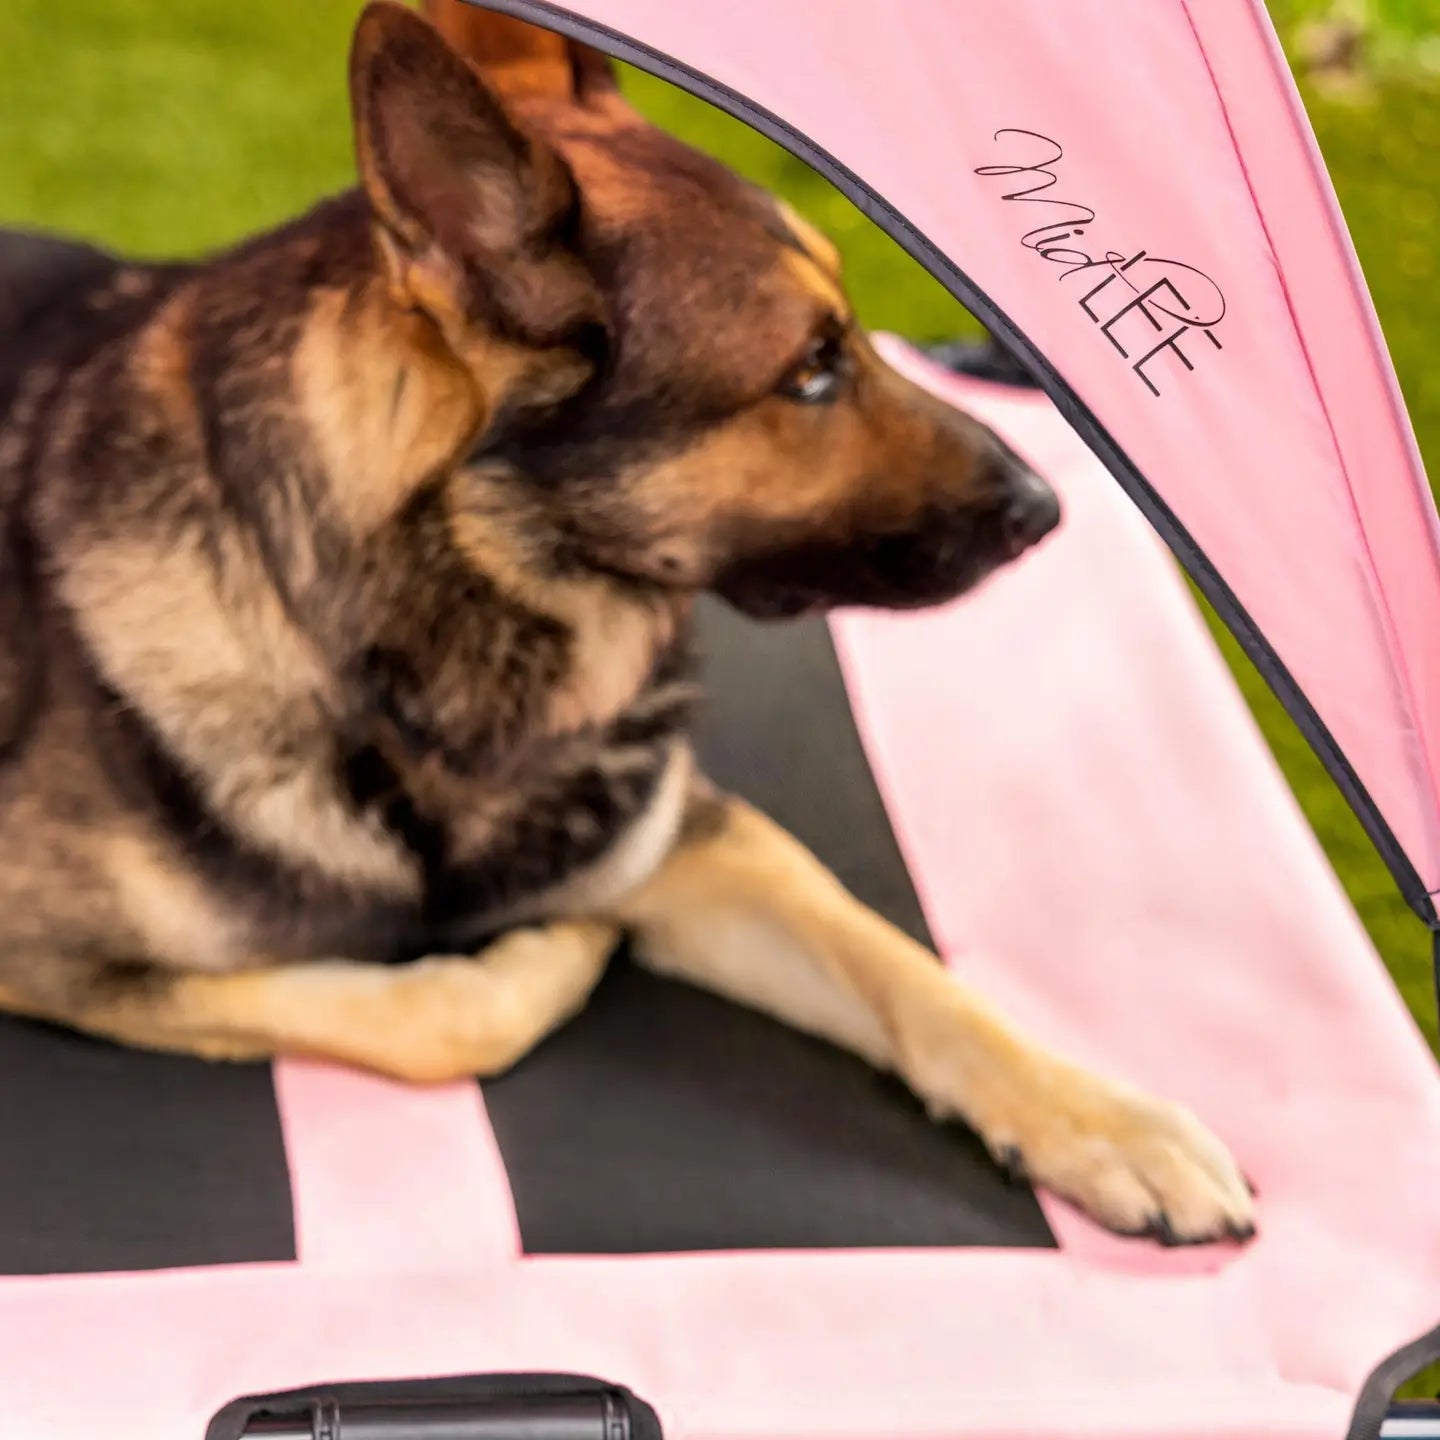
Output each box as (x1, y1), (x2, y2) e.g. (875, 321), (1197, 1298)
(0, 0), (1252, 1245)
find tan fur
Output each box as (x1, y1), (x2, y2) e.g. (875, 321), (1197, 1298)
(106, 833), (248, 973)
(132, 291), (203, 430)
(610, 343), (945, 570)
(422, 0), (618, 109)
(448, 487), (689, 736)
(424, 3), (577, 99)
(294, 285), (482, 536)
(779, 249), (851, 321)
(56, 526), (418, 893)
(0, 921), (619, 1083)
(776, 199), (843, 278)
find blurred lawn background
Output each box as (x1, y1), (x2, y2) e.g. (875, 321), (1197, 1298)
(0, 5), (1434, 1041)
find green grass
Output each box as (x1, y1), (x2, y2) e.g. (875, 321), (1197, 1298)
(1271, 0), (1440, 78)
(0, 0), (362, 256)
(0, 0), (1436, 1406)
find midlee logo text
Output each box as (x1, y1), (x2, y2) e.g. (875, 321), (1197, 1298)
(974, 129), (1226, 398)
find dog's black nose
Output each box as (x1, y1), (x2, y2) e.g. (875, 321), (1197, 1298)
(1000, 464), (1061, 556)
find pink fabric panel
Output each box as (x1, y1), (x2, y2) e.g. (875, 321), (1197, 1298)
(1183, 1), (1440, 884)
(0, 1264), (1344, 1440)
(273, 1060), (520, 1269)
(520, 0), (1440, 896)
(6, 352), (1439, 1440)
(832, 344), (1440, 1399)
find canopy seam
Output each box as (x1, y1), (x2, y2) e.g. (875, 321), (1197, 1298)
(1180, 0), (1440, 894)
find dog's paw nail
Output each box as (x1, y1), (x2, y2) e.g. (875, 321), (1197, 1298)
(1147, 1213), (1184, 1247)
(1243, 1173), (1260, 1198)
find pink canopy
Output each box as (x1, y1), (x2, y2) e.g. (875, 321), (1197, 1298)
(477, 0), (1440, 928)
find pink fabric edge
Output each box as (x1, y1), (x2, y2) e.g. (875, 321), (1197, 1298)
(1181, 0), (1440, 888)
(1175, 0), (1439, 864)
(273, 1059), (522, 1270)
(0, 1261), (1341, 1440)
(1237, 0), (1440, 560)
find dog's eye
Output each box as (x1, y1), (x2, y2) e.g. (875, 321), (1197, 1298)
(778, 334), (846, 405)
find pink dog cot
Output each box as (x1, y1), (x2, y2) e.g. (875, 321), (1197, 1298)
(4, 3), (1440, 1438)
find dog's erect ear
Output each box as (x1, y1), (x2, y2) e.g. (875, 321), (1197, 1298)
(350, 2), (601, 352)
(351, 1), (571, 260)
(421, 0), (618, 104)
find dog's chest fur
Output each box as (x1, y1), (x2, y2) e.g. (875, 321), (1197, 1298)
(0, 228), (698, 973)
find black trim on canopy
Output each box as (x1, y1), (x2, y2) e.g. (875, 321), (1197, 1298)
(456, 0), (1439, 952)
(1348, 1325), (1440, 1440)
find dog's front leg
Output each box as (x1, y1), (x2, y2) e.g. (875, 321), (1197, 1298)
(614, 786), (1254, 1244)
(0, 921), (619, 1083)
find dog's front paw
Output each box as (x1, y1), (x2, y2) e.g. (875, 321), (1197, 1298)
(975, 1061), (1255, 1245)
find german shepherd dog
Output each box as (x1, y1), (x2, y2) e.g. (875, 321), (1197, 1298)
(0, 0), (1252, 1244)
